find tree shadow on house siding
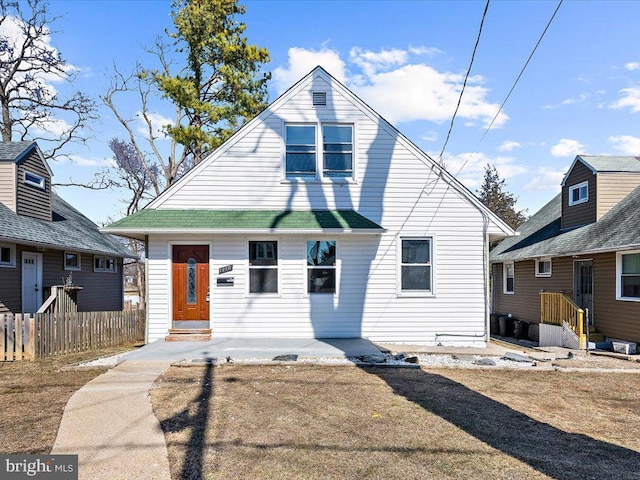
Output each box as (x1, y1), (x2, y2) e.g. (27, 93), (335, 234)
(363, 366), (640, 480)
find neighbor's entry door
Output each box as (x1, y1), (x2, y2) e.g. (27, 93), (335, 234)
(172, 245), (210, 321)
(21, 252), (43, 313)
(573, 260), (593, 324)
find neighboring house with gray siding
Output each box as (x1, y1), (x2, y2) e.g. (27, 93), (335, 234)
(0, 142), (131, 314)
(491, 155), (640, 345)
(104, 67), (515, 345)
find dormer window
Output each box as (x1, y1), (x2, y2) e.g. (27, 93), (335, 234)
(568, 181), (588, 206)
(24, 170), (45, 189)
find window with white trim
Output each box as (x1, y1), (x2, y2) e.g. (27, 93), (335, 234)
(284, 123), (354, 180)
(249, 241), (278, 294)
(322, 125), (352, 177)
(307, 240), (336, 294)
(64, 251), (81, 271)
(0, 243), (15, 268)
(285, 125), (316, 176)
(568, 181), (588, 206)
(24, 170), (45, 189)
(400, 238), (432, 293)
(94, 255), (116, 272)
(617, 251), (640, 301)
(504, 262), (514, 293)
(535, 258), (552, 277)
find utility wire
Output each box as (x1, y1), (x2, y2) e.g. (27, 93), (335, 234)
(453, 0), (563, 179)
(478, 0), (563, 144)
(438, 0), (490, 164)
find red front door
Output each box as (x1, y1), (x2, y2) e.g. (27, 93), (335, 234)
(172, 245), (209, 321)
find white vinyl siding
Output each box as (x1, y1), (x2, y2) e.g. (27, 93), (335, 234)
(143, 73), (498, 346)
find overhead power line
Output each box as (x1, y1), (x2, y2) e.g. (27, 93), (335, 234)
(478, 0), (564, 143)
(438, 0), (491, 164)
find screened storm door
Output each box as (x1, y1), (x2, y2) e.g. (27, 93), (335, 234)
(172, 245), (210, 321)
(573, 260), (593, 324)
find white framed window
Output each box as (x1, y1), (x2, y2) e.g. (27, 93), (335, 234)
(322, 124), (353, 178)
(64, 251), (81, 271)
(0, 243), (16, 268)
(306, 240), (336, 294)
(503, 262), (515, 294)
(94, 255), (116, 273)
(284, 122), (354, 180)
(568, 181), (588, 206)
(248, 241), (278, 294)
(285, 125), (317, 177)
(617, 250), (640, 301)
(398, 238), (433, 295)
(24, 170), (45, 189)
(535, 258), (552, 277)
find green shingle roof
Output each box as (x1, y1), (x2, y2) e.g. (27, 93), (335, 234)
(104, 209), (384, 238)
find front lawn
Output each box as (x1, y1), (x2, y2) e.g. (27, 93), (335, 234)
(0, 346), (137, 454)
(151, 363), (640, 480)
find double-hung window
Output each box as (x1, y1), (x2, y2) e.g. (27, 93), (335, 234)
(285, 125), (316, 177)
(400, 238), (432, 293)
(249, 241), (278, 294)
(568, 181), (588, 206)
(504, 262), (515, 293)
(322, 125), (352, 177)
(285, 123), (354, 179)
(617, 251), (640, 301)
(307, 240), (336, 293)
(0, 243), (15, 268)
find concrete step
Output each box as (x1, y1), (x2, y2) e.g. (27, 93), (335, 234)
(165, 328), (212, 342)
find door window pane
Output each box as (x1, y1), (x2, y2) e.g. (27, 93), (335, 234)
(187, 258), (197, 304)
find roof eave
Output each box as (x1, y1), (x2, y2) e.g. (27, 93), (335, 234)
(102, 227), (387, 237)
(0, 234), (135, 258)
(490, 242), (640, 263)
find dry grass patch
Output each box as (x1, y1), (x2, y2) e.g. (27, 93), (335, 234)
(0, 345), (137, 454)
(151, 363), (640, 480)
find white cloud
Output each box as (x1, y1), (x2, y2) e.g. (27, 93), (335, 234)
(611, 87), (640, 113)
(421, 130), (438, 142)
(57, 154), (109, 167)
(609, 135), (640, 155)
(273, 46), (507, 128)
(498, 141), (521, 152)
(625, 62), (640, 71)
(273, 47), (347, 92)
(408, 46), (442, 57)
(543, 93), (589, 109)
(524, 167), (565, 192)
(135, 111), (173, 138)
(436, 151), (527, 190)
(551, 139), (585, 158)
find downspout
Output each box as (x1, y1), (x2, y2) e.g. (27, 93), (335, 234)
(483, 214), (490, 344)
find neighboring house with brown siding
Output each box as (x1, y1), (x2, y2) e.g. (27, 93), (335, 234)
(491, 155), (640, 345)
(0, 142), (131, 314)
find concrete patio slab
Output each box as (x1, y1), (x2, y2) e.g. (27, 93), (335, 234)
(121, 337), (384, 363)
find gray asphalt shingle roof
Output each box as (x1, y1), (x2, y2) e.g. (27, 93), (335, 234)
(491, 183), (640, 262)
(578, 155), (640, 173)
(0, 141), (36, 162)
(0, 192), (132, 257)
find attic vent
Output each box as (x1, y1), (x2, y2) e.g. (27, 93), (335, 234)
(312, 91), (327, 106)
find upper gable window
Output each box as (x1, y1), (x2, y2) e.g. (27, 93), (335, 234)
(285, 125), (317, 177)
(323, 125), (353, 178)
(568, 181), (588, 206)
(24, 170), (45, 190)
(284, 123), (354, 180)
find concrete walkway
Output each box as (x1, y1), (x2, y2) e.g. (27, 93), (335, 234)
(52, 360), (172, 480)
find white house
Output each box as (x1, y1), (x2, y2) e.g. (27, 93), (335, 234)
(104, 67), (515, 346)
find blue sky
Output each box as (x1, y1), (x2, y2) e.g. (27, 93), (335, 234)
(9, 0), (640, 223)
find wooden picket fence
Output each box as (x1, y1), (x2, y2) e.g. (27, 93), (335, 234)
(0, 310), (145, 361)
